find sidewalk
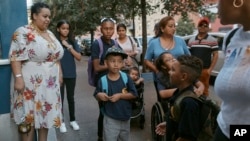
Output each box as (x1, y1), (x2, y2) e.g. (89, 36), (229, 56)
(48, 129), (57, 141)
(48, 56), (222, 141)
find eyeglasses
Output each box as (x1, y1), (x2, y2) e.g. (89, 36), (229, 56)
(198, 24), (208, 28)
(101, 17), (116, 24)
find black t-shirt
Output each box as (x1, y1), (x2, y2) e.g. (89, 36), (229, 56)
(91, 37), (118, 84)
(166, 86), (201, 141)
(94, 73), (138, 120)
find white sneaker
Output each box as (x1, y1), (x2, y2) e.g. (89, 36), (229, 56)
(70, 121), (80, 130)
(60, 122), (67, 133)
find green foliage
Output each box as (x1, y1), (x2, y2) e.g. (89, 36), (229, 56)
(42, 0), (158, 36)
(44, 0), (106, 34)
(161, 0), (216, 19)
(176, 17), (195, 36)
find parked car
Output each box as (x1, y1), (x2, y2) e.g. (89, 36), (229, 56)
(182, 32), (226, 77)
(81, 38), (92, 56)
(79, 44), (85, 56)
(135, 36), (154, 47)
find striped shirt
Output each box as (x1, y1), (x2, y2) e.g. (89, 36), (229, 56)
(188, 34), (218, 68)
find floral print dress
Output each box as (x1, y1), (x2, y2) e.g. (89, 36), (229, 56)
(9, 24), (64, 129)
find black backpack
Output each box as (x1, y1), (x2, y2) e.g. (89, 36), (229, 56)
(170, 90), (220, 141)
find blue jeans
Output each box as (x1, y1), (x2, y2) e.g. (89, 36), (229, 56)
(103, 115), (130, 141)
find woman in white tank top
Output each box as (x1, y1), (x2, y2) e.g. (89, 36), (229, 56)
(116, 23), (138, 67)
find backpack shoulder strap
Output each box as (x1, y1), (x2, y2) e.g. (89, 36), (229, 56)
(120, 71), (128, 85)
(101, 75), (108, 93)
(224, 28), (239, 53)
(128, 36), (133, 44)
(97, 38), (104, 58)
(171, 90), (200, 121)
(128, 36), (135, 51)
(101, 72), (128, 94)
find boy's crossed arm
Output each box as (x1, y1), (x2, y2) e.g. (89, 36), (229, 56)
(96, 92), (136, 103)
(95, 92), (109, 101)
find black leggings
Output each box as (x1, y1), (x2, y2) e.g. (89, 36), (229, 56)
(98, 102), (104, 138)
(213, 126), (229, 141)
(60, 78), (76, 121)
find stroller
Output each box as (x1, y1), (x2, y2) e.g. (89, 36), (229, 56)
(122, 56), (145, 129)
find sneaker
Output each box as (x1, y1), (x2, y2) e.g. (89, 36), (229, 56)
(60, 122), (67, 133)
(70, 121), (80, 130)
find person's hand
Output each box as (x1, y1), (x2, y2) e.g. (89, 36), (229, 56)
(139, 78), (144, 83)
(109, 94), (121, 102)
(194, 81), (204, 96)
(134, 50), (138, 54)
(96, 93), (109, 101)
(207, 68), (212, 74)
(194, 87), (203, 96)
(62, 40), (69, 47)
(125, 56), (133, 67)
(155, 122), (166, 136)
(59, 75), (63, 86)
(135, 78), (144, 85)
(14, 77), (25, 94)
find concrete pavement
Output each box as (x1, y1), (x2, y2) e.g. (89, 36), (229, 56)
(47, 56), (221, 141)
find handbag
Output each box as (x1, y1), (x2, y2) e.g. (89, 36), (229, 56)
(18, 121), (31, 134)
(16, 90), (31, 134)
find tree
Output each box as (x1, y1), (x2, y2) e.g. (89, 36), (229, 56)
(161, 0), (216, 19)
(45, 0), (97, 36)
(176, 17), (195, 36)
(42, 0), (158, 67)
(43, 0), (157, 37)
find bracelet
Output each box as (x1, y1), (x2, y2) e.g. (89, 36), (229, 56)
(15, 74), (22, 78)
(67, 45), (72, 51)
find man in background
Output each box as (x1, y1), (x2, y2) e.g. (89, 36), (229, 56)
(188, 17), (218, 96)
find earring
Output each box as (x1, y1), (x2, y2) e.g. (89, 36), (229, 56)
(233, 0), (244, 8)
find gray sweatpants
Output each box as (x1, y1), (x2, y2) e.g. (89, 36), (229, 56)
(103, 115), (130, 141)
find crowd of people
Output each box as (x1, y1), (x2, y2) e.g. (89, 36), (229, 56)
(8, 0), (250, 141)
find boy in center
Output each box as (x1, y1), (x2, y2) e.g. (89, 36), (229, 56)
(155, 55), (203, 141)
(94, 47), (138, 141)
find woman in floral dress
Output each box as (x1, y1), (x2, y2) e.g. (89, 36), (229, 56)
(9, 2), (64, 141)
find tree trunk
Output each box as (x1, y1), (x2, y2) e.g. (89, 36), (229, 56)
(141, 0), (147, 72)
(132, 16), (135, 37)
(90, 29), (94, 44)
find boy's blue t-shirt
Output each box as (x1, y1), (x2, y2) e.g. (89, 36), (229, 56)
(145, 36), (190, 60)
(60, 40), (80, 78)
(94, 73), (138, 121)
